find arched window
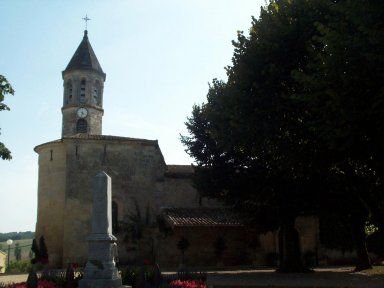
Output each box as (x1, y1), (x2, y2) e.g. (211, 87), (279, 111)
(92, 80), (101, 105)
(76, 119), (88, 133)
(112, 201), (119, 233)
(80, 79), (86, 103)
(66, 81), (73, 104)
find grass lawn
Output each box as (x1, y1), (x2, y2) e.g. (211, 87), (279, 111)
(0, 239), (33, 261)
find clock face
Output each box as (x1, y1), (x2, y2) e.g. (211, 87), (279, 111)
(77, 108), (88, 118)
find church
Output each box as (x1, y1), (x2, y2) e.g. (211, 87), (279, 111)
(35, 30), (323, 269)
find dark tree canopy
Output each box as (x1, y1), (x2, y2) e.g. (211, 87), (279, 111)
(182, 0), (384, 272)
(0, 75), (14, 160)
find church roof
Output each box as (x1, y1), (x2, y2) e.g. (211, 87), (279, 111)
(65, 134), (157, 145)
(161, 207), (243, 228)
(34, 134), (158, 151)
(63, 30), (105, 78)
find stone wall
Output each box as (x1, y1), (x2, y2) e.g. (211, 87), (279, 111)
(155, 216), (319, 269)
(35, 141), (67, 267)
(0, 252), (6, 273)
(35, 136), (207, 267)
(156, 227), (257, 268)
(35, 136), (321, 268)
(61, 70), (105, 137)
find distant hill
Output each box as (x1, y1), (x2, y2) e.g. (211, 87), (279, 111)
(0, 231), (35, 242)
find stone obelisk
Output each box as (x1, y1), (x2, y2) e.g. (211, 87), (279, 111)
(79, 172), (123, 288)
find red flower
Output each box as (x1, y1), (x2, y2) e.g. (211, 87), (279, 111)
(169, 280), (207, 288)
(143, 259), (151, 265)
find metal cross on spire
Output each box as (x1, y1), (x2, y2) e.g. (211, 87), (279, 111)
(83, 14), (91, 30)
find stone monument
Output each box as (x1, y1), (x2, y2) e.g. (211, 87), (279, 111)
(79, 172), (123, 288)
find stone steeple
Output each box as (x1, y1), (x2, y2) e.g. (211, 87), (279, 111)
(61, 30), (106, 137)
(64, 30), (105, 77)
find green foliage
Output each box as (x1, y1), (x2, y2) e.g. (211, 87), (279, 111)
(0, 75), (14, 160)
(0, 75), (14, 111)
(182, 0), (336, 272)
(31, 236), (49, 265)
(120, 265), (157, 286)
(14, 243), (21, 261)
(182, 0), (335, 230)
(0, 231), (35, 242)
(182, 0), (384, 271)
(122, 199), (153, 242)
(26, 268), (38, 288)
(6, 259), (32, 273)
(367, 228), (384, 257)
(365, 222), (379, 237)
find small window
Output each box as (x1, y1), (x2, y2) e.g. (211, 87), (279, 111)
(76, 119), (87, 133)
(66, 81), (73, 104)
(80, 79), (86, 103)
(92, 81), (101, 105)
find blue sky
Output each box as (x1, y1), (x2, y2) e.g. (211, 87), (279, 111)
(0, 0), (264, 233)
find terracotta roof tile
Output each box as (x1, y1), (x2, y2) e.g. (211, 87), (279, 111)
(161, 207), (242, 228)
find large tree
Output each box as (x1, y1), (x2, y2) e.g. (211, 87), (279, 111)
(182, 0), (334, 272)
(294, 0), (384, 270)
(183, 0), (384, 272)
(0, 75), (14, 160)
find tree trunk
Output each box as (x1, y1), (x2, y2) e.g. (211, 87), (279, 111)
(353, 221), (372, 271)
(277, 216), (307, 273)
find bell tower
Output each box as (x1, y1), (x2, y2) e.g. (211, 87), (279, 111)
(61, 30), (106, 137)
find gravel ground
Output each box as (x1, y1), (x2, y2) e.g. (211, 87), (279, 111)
(0, 273), (28, 285)
(0, 267), (383, 287)
(205, 267), (384, 288)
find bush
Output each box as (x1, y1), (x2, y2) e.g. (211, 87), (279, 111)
(6, 260), (32, 273)
(120, 265), (157, 286)
(367, 229), (384, 257)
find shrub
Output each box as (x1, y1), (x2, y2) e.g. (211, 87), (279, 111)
(6, 260), (32, 273)
(120, 264), (157, 286)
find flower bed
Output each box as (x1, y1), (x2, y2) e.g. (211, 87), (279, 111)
(169, 280), (207, 288)
(4, 280), (57, 288)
